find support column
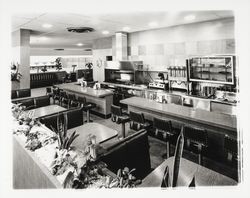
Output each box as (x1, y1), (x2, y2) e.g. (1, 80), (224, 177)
(11, 29), (30, 90)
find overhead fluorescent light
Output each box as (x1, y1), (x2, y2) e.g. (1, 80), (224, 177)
(42, 23), (53, 28)
(77, 43), (84, 46)
(102, 30), (109, 35)
(122, 26), (130, 31)
(184, 15), (196, 21)
(148, 21), (158, 27)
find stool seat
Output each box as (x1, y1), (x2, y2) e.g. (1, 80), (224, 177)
(111, 104), (131, 138)
(153, 117), (175, 159)
(184, 126), (208, 165)
(77, 96), (96, 122)
(129, 111), (150, 131)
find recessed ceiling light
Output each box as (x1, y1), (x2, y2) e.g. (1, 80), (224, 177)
(122, 27), (130, 31)
(77, 43), (84, 46)
(102, 30), (109, 35)
(42, 23), (53, 28)
(148, 21), (158, 27)
(184, 15), (196, 21)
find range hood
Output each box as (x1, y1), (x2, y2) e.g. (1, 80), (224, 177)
(106, 32), (142, 70)
(106, 60), (143, 70)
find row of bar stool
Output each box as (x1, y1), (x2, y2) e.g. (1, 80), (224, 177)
(111, 106), (238, 166)
(49, 86), (96, 122)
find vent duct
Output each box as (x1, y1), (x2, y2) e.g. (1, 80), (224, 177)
(67, 27), (95, 33)
(115, 32), (127, 61)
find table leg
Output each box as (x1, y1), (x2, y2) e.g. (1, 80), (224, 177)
(121, 122), (126, 138)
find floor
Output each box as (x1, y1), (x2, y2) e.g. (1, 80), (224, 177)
(30, 87), (239, 181)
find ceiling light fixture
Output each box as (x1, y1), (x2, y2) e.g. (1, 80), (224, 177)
(148, 21), (158, 27)
(42, 23), (53, 28)
(77, 43), (84, 46)
(122, 26), (130, 31)
(102, 30), (109, 35)
(184, 14), (196, 21)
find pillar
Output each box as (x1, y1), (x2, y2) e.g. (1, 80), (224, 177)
(11, 29), (30, 90)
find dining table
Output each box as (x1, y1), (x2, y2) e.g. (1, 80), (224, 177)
(26, 104), (67, 119)
(67, 122), (118, 151)
(140, 157), (238, 187)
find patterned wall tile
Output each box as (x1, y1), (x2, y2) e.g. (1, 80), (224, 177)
(147, 44), (164, 55)
(164, 43), (175, 55)
(197, 40), (212, 55)
(186, 42), (198, 56)
(131, 46), (139, 56)
(138, 45), (146, 55)
(225, 39), (235, 54)
(174, 42), (186, 55)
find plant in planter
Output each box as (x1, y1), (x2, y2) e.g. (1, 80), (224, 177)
(11, 62), (22, 82)
(85, 62), (93, 70)
(107, 167), (141, 188)
(55, 57), (62, 71)
(41, 65), (47, 72)
(50, 115), (80, 175)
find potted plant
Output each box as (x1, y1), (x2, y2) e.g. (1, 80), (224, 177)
(11, 62), (22, 82)
(85, 62), (93, 70)
(55, 57), (62, 71)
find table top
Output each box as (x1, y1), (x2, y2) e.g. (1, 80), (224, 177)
(140, 157), (237, 187)
(67, 123), (118, 151)
(121, 97), (237, 131)
(26, 105), (67, 119)
(56, 83), (113, 98)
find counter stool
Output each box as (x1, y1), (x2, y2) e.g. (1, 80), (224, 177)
(184, 126), (208, 165)
(52, 88), (60, 104)
(68, 93), (79, 108)
(77, 96), (96, 122)
(224, 135), (238, 165)
(60, 91), (70, 108)
(46, 87), (53, 97)
(111, 104), (130, 138)
(153, 117), (176, 159)
(129, 111), (150, 131)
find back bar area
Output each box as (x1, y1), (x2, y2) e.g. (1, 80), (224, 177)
(10, 9), (242, 190)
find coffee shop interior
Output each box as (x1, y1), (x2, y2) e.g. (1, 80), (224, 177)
(9, 9), (245, 189)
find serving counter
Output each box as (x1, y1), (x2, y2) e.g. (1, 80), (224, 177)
(56, 83), (113, 118)
(121, 97), (238, 161)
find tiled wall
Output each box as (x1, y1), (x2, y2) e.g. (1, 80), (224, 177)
(127, 18), (235, 71)
(92, 17), (235, 83)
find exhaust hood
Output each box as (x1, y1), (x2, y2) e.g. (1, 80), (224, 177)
(106, 32), (143, 70)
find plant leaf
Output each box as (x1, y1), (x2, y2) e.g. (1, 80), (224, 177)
(172, 126), (184, 187)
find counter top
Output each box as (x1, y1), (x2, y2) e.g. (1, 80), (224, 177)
(121, 97), (237, 131)
(56, 83), (113, 98)
(101, 81), (147, 90)
(101, 82), (237, 106)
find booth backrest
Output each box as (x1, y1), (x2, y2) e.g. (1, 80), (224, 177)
(13, 95), (51, 110)
(11, 89), (31, 99)
(18, 98), (35, 109)
(40, 113), (60, 131)
(35, 95), (50, 108)
(64, 107), (83, 130)
(101, 129), (151, 179)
